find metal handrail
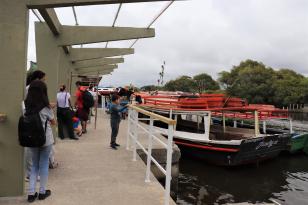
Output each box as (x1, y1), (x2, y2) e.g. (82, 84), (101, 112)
(135, 123), (168, 148)
(126, 105), (175, 205)
(128, 105), (176, 125)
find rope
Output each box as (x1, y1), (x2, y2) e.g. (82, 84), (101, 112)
(129, 1), (175, 48)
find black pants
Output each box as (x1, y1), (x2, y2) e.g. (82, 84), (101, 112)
(57, 107), (75, 139)
(110, 119), (120, 145)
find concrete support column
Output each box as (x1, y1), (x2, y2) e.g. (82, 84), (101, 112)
(0, 0), (28, 196)
(70, 75), (80, 103)
(58, 51), (72, 89)
(35, 22), (61, 102)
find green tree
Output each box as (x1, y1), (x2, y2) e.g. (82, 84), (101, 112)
(272, 69), (306, 106)
(164, 75), (196, 92)
(218, 59), (276, 104)
(302, 77), (308, 104)
(140, 85), (161, 92)
(193, 73), (220, 93)
(218, 59), (308, 107)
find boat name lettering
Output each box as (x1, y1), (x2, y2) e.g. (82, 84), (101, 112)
(256, 140), (278, 150)
(244, 138), (262, 143)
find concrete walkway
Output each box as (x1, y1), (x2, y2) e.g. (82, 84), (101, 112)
(0, 109), (175, 205)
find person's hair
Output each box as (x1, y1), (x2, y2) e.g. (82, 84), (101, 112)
(26, 73), (33, 86)
(31, 70), (46, 82)
(59, 84), (66, 92)
(75, 81), (81, 86)
(25, 80), (49, 114)
(89, 85), (93, 90)
(111, 94), (120, 102)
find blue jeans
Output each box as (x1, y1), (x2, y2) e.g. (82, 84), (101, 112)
(28, 145), (52, 195)
(24, 148), (32, 178)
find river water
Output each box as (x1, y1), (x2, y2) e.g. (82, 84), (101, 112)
(176, 113), (308, 205)
(177, 155), (308, 205)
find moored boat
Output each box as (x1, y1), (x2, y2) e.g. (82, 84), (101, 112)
(138, 97), (292, 166)
(290, 133), (308, 154)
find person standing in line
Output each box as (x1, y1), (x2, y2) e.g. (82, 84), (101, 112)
(24, 80), (56, 202)
(75, 81), (89, 133)
(24, 70), (46, 182)
(25, 70), (46, 96)
(56, 84), (78, 140)
(110, 95), (127, 150)
(88, 85), (97, 121)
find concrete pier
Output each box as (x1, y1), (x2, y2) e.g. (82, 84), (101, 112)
(0, 109), (176, 205)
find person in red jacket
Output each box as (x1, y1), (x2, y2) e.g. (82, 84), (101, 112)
(75, 81), (89, 133)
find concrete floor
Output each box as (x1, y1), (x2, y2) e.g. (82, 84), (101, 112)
(0, 109), (176, 205)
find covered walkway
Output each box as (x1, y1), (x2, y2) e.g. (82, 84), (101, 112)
(0, 109), (175, 205)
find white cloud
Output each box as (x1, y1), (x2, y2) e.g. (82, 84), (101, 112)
(27, 0), (308, 86)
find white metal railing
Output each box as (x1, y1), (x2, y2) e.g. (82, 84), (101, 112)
(126, 105), (176, 205)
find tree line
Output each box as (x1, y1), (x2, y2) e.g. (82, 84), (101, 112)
(140, 59), (308, 107)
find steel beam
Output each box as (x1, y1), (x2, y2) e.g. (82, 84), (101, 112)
(70, 48), (134, 62)
(27, 0), (181, 8)
(75, 68), (114, 74)
(58, 26), (155, 46)
(74, 68), (115, 74)
(72, 57), (124, 69)
(74, 64), (118, 73)
(77, 70), (113, 75)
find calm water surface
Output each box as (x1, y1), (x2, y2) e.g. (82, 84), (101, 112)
(177, 115), (308, 205)
(177, 155), (308, 205)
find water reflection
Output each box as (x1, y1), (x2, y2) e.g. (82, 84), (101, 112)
(177, 154), (308, 205)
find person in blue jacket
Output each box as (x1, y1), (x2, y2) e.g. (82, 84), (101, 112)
(110, 95), (127, 150)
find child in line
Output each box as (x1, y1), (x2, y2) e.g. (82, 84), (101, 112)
(72, 116), (83, 137)
(110, 95), (127, 150)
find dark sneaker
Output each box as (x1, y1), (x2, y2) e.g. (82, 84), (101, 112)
(114, 143), (120, 147)
(110, 144), (117, 150)
(27, 192), (38, 203)
(38, 190), (51, 200)
(70, 137), (79, 140)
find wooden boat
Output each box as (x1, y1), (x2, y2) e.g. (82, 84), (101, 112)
(289, 133), (308, 154)
(138, 95), (292, 166)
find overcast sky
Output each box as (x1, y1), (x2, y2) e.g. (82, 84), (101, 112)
(27, 0), (308, 87)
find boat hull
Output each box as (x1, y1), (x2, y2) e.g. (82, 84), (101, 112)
(289, 133), (308, 153)
(173, 134), (291, 166)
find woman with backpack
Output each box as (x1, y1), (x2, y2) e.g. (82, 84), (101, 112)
(56, 84), (78, 140)
(24, 80), (56, 202)
(75, 81), (94, 133)
(24, 70), (47, 181)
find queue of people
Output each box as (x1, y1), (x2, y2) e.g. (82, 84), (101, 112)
(20, 70), (129, 202)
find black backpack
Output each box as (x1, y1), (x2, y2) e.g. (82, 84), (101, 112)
(82, 90), (94, 109)
(18, 112), (48, 147)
